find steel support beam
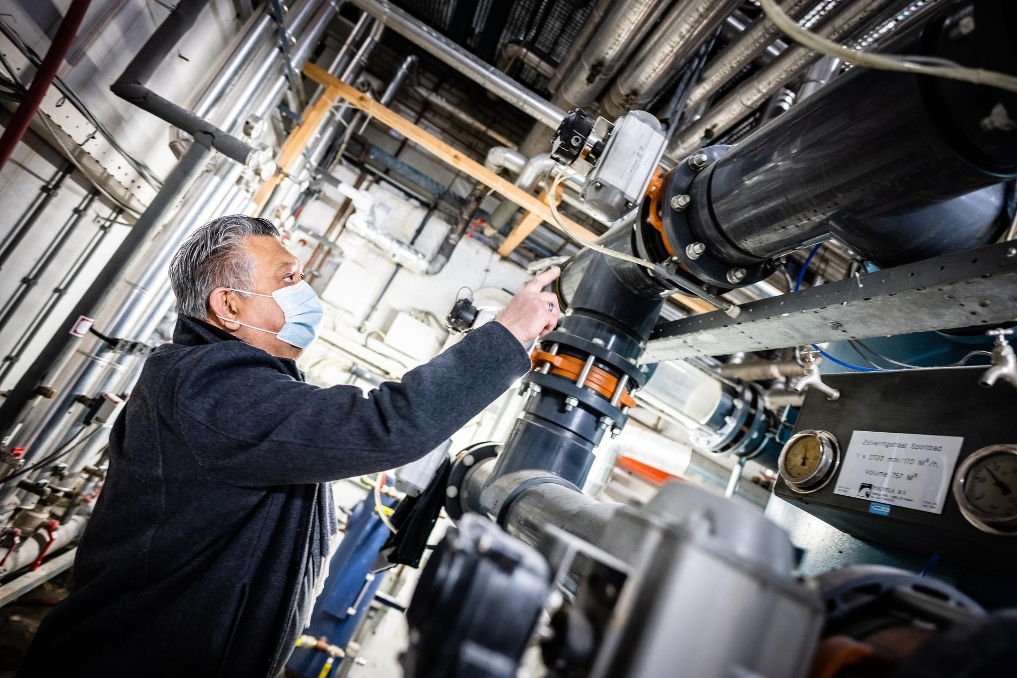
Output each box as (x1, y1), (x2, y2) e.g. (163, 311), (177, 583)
(645, 241), (1017, 363)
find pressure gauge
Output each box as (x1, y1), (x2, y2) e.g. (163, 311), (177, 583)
(778, 430), (840, 494)
(952, 445), (1017, 535)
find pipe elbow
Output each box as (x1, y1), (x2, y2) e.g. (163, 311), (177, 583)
(336, 183), (374, 215)
(484, 146), (527, 174)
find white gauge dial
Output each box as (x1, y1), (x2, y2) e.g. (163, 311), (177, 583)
(953, 445), (1017, 535)
(778, 430), (840, 494)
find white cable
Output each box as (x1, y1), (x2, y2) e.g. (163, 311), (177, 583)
(546, 169), (658, 271)
(759, 0), (1017, 94)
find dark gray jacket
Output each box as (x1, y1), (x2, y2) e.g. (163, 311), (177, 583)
(17, 316), (529, 677)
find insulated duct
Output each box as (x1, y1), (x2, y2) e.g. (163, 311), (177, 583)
(600, 0), (742, 118)
(338, 183), (446, 275)
(553, 0), (672, 111)
(546, 0), (616, 94)
(667, 0), (896, 160)
(684, 0), (822, 112)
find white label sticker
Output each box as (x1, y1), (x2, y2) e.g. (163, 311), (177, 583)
(69, 315), (94, 337)
(834, 430), (964, 514)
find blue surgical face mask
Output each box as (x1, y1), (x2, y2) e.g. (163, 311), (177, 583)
(217, 280), (324, 349)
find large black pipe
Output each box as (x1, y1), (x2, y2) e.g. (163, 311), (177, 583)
(486, 225), (666, 488)
(459, 458), (616, 548)
(110, 0), (255, 166)
(691, 0), (1017, 268)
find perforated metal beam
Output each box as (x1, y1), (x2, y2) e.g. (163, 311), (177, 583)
(644, 242), (1017, 363)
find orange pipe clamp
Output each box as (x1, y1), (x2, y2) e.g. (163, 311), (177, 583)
(531, 351), (637, 410)
(645, 168), (675, 257)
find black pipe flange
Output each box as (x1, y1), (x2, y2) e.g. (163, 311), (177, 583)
(402, 513), (551, 678)
(445, 442), (499, 521)
(660, 147), (772, 289)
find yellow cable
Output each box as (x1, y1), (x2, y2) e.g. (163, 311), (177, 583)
(374, 472), (398, 533)
(759, 0), (1017, 94)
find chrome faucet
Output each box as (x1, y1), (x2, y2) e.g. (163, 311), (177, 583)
(980, 328), (1017, 389)
(795, 348), (841, 401)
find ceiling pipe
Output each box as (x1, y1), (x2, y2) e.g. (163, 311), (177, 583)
(415, 88), (518, 149)
(546, 0), (617, 95)
(497, 43), (556, 80)
(0, 0), (92, 174)
(666, 0), (897, 161)
(484, 146), (527, 175)
(346, 0), (565, 128)
(600, 0), (742, 119)
(553, 0), (673, 111)
(110, 0), (257, 166)
(720, 10), (787, 64)
(685, 0), (824, 113)
(168, 0), (323, 158)
(209, 0), (334, 145)
(488, 154), (556, 231)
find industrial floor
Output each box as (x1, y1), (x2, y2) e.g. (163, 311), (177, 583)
(0, 569), (72, 677)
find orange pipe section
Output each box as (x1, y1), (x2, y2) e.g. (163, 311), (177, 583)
(616, 456), (681, 486)
(531, 350), (636, 409)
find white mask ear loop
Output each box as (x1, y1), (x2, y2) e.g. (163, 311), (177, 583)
(215, 316), (280, 336)
(227, 287), (273, 298)
(217, 288), (279, 335)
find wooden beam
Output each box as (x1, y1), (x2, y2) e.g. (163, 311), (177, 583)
(253, 83), (343, 214)
(671, 295), (715, 314)
(302, 62), (598, 245)
(499, 189), (560, 257)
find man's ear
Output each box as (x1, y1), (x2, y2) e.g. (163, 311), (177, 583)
(208, 288), (240, 329)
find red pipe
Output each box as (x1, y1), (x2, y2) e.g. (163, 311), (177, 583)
(0, 0), (93, 174)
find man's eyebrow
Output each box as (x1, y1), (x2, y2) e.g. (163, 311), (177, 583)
(277, 260), (299, 271)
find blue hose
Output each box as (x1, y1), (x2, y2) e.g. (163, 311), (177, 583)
(795, 244), (881, 372)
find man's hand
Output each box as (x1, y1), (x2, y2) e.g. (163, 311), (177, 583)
(497, 267), (562, 344)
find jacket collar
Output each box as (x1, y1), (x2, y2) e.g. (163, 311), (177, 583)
(172, 316), (304, 381)
(173, 315), (241, 346)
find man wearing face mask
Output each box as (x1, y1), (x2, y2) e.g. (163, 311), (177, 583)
(17, 215), (560, 678)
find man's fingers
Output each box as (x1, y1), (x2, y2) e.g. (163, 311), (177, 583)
(538, 291), (559, 307)
(526, 266), (561, 290)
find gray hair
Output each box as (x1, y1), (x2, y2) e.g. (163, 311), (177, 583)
(169, 215), (280, 319)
